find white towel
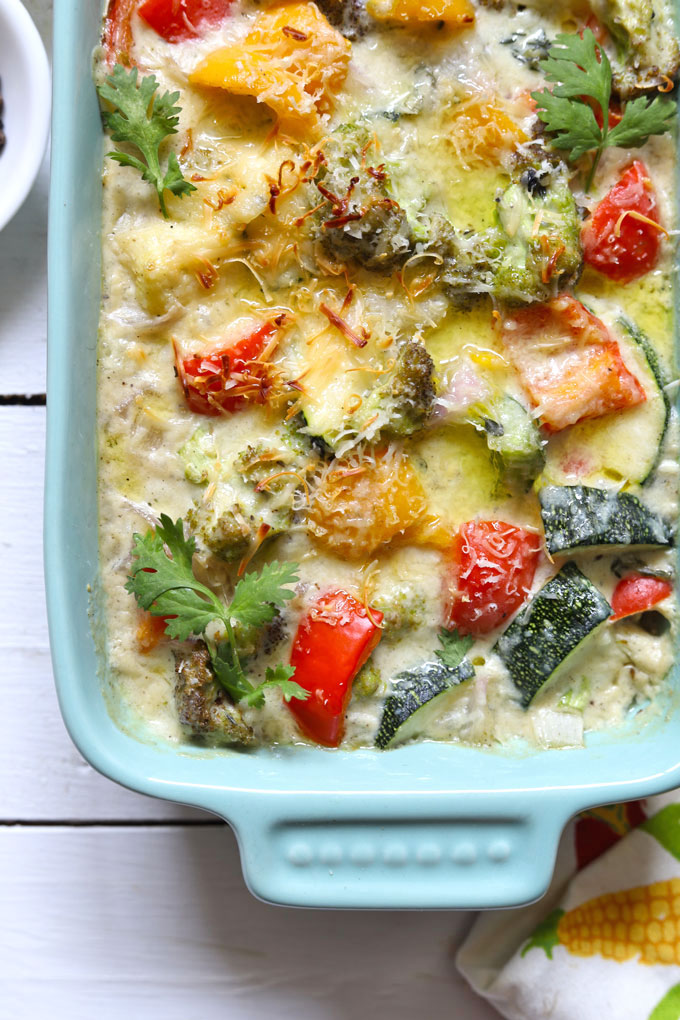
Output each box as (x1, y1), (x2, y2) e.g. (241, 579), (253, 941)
(457, 794), (680, 1020)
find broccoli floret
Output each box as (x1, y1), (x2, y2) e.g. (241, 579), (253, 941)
(313, 126), (415, 271)
(493, 163), (582, 301)
(186, 501), (255, 562)
(174, 645), (255, 744)
(353, 662), (382, 698)
(357, 338), (435, 438)
(502, 28), (552, 71)
(315, 0), (372, 39)
(186, 436), (314, 562)
(591, 0), (680, 97)
(437, 159), (583, 305)
(373, 587), (426, 638)
(468, 394), (546, 489)
(178, 426), (219, 485)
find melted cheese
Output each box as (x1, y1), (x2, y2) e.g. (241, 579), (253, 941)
(96, 0), (678, 751)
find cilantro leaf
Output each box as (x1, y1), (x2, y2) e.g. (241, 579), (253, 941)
(607, 94), (677, 149)
(126, 517), (301, 709)
(97, 64), (196, 217)
(540, 29), (611, 109)
(436, 628), (474, 669)
(532, 91), (603, 160)
(125, 524), (221, 615)
(531, 29), (677, 191)
(125, 524), (224, 641)
(229, 561), (300, 627)
(155, 513), (199, 575)
(242, 664), (310, 709)
(211, 641), (254, 704)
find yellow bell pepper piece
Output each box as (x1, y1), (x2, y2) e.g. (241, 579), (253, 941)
(189, 2), (351, 131)
(366, 0), (475, 26)
(308, 450), (428, 560)
(449, 96), (528, 167)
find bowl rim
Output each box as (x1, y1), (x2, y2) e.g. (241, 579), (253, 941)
(0, 0), (51, 232)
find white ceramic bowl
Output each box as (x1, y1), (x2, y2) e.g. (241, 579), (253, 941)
(0, 0), (51, 232)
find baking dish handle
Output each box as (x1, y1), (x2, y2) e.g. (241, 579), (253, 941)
(220, 793), (571, 909)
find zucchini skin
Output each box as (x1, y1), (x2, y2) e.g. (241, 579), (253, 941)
(540, 485), (672, 555)
(375, 659), (474, 750)
(618, 316), (671, 485)
(496, 562), (611, 708)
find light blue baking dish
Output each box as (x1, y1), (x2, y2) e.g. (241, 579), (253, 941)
(46, 0), (680, 909)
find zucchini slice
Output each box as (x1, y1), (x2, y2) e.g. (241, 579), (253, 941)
(540, 318), (670, 487)
(375, 659), (474, 749)
(539, 485), (672, 555)
(496, 562), (611, 707)
(480, 394), (545, 487)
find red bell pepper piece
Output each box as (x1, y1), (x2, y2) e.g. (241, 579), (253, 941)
(611, 573), (673, 621)
(502, 295), (646, 432)
(582, 162), (664, 284)
(138, 0), (232, 43)
(103, 0), (138, 65)
(175, 319), (282, 416)
(443, 520), (541, 636)
(287, 590), (384, 747)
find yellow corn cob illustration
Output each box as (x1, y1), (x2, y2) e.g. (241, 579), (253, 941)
(523, 878), (680, 966)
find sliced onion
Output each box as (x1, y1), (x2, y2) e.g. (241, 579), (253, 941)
(531, 707), (584, 748)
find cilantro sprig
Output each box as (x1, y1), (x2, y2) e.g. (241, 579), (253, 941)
(97, 64), (196, 217)
(532, 30), (676, 192)
(125, 515), (309, 708)
(435, 628), (473, 669)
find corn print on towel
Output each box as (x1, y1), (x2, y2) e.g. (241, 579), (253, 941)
(457, 795), (680, 1020)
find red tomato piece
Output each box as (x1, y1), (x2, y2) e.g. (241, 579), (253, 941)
(103, 0), (138, 65)
(502, 295), (646, 432)
(443, 521), (541, 636)
(582, 162), (663, 284)
(138, 0), (232, 43)
(176, 319), (283, 415)
(611, 574), (673, 621)
(287, 590), (384, 747)
(136, 610), (172, 653)
(581, 14), (609, 45)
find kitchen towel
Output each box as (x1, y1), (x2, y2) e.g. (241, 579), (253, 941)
(457, 794), (680, 1020)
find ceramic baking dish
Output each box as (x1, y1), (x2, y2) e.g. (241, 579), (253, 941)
(45, 0), (680, 909)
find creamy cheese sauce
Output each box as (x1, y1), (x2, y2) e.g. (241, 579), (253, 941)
(96, 0), (678, 751)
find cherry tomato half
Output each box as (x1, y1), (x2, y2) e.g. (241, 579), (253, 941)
(444, 521), (541, 636)
(176, 320), (281, 416)
(611, 573), (673, 621)
(138, 0), (232, 43)
(582, 161), (663, 284)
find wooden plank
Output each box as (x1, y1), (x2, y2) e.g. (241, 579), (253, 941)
(1, 826), (499, 1019)
(0, 407), (206, 820)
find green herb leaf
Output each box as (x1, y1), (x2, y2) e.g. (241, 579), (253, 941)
(229, 561), (300, 627)
(243, 664), (309, 708)
(210, 640), (254, 704)
(126, 517), (301, 708)
(607, 94), (677, 148)
(435, 628), (474, 669)
(531, 29), (676, 191)
(532, 90), (603, 160)
(540, 29), (611, 109)
(125, 520), (224, 639)
(97, 64), (196, 217)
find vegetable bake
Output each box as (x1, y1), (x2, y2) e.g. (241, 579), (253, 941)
(95, 0), (679, 750)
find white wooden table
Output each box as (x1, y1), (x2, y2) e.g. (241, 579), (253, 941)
(0, 4), (501, 1015)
